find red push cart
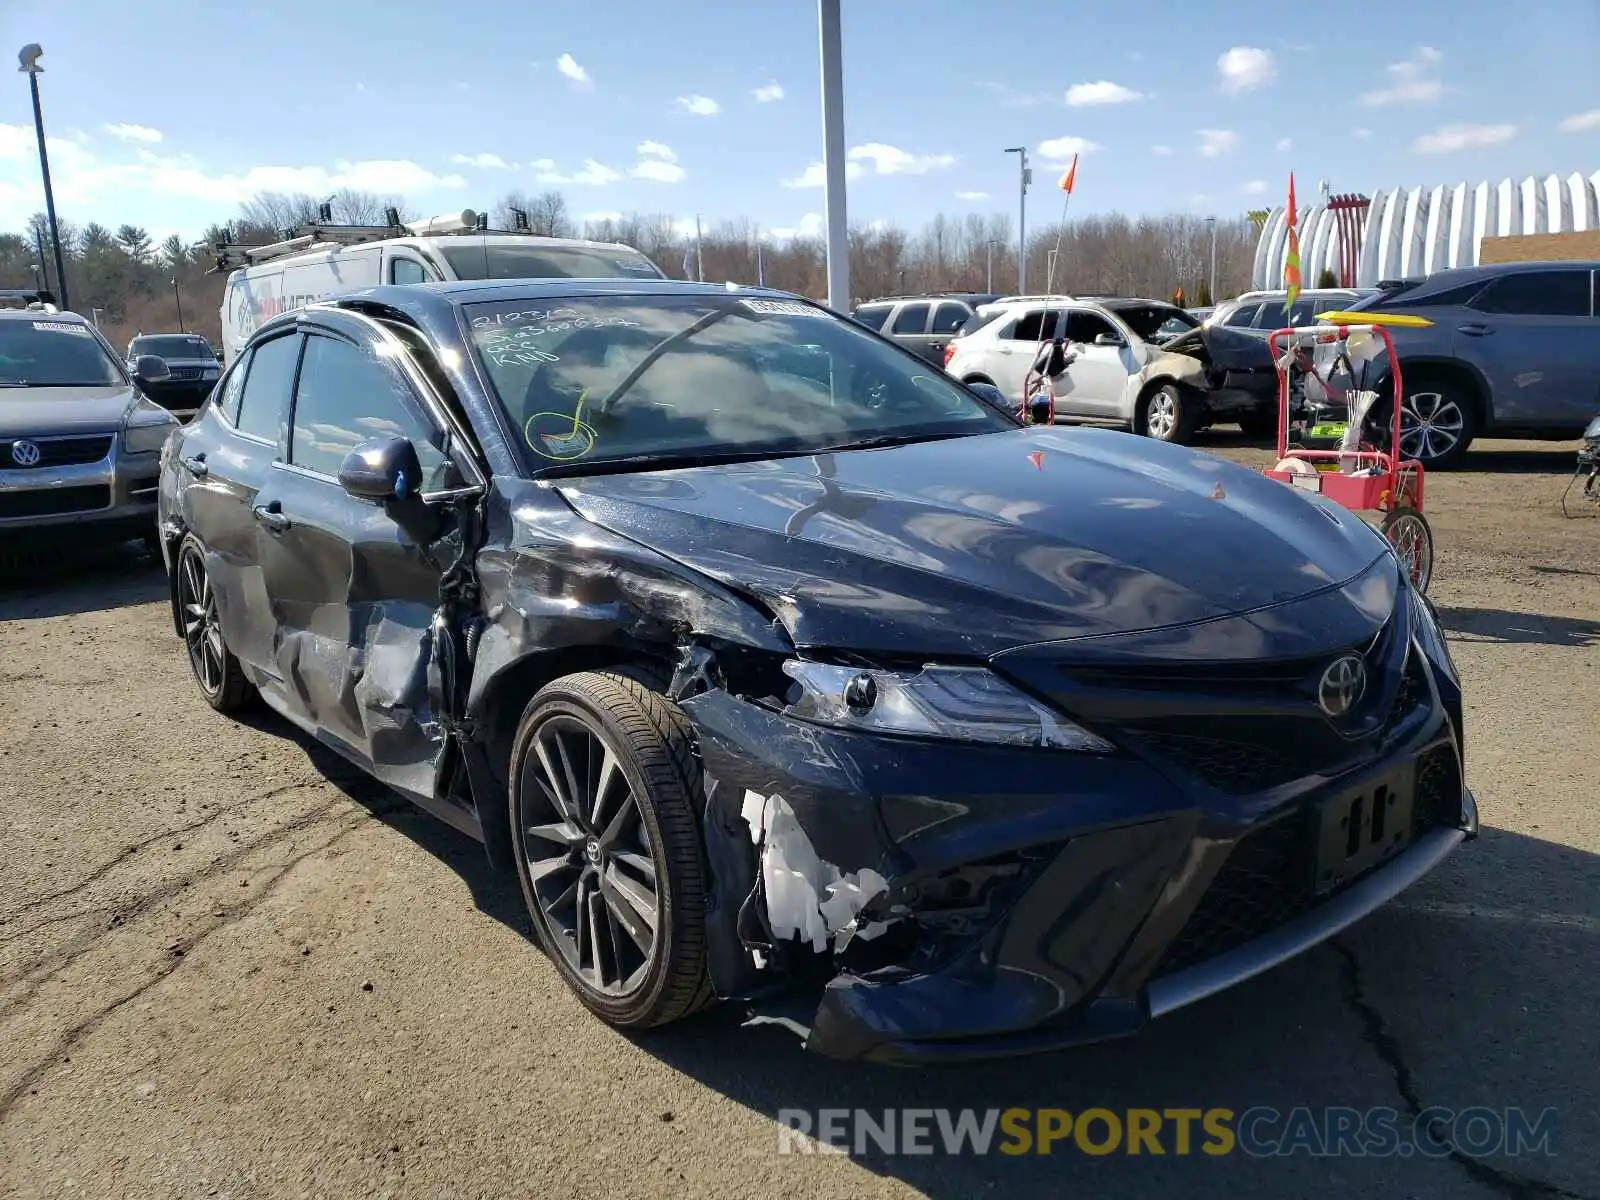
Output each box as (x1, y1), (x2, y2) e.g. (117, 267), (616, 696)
(1262, 319), (1435, 592)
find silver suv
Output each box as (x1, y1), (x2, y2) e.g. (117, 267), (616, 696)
(2, 310), (178, 548)
(1330, 261), (1600, 468)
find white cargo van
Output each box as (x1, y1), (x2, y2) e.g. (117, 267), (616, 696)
(217, 210), (665, 360)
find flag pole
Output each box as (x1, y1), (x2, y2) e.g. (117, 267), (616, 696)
(695, 214), (705, 282)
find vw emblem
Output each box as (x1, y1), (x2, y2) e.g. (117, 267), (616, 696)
(9, 439), (41, 467)
(1317, 654), (1367, 718)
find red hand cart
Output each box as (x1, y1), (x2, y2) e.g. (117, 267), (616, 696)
(1262, 319), (1435, 592)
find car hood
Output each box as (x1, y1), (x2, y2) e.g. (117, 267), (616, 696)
(0, 385), (139, 437)
(554, 427), (1390, 658)
(1167, 325), (1275, 373)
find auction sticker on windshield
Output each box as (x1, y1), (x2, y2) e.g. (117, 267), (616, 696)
(741, 299), (826, 318)
(33, 322), (90, 335)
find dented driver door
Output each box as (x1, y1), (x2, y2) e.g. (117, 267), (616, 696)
(251, 322), (460, 803)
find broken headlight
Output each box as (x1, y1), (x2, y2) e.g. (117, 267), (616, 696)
(781, 660), (1114, 752)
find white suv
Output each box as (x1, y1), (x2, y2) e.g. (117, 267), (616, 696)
(944, 297), (1211, 442)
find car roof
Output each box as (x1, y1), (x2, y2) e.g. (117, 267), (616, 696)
(0, 307), (87, 323)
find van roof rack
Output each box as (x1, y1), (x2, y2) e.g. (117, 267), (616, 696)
(208, 206), (555, 273)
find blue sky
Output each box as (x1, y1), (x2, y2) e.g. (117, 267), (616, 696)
(1, 0), (1597, 244)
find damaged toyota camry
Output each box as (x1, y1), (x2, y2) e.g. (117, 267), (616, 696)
(157, 279), (1474, 1064)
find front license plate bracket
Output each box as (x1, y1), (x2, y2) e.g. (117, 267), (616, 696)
(1314, 766), (1417, 895)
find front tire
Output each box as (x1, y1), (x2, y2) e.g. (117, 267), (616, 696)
(1399, 375), (1478, 469)
(176, 535), (255, 713)
(508, 670), (711, 1029)
(1137, 382), (1199, 444)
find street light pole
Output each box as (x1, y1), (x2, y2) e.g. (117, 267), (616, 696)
(1206, 216), (1218, 303)
(1004, 147), (1030, 293)
(985, 239), (996, 293)
(172, 277), (185, 331)
(19, 44), (68, 311)
(818, 0), (850, 312)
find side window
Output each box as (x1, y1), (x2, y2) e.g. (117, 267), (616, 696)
(930, 302), (970, 334)
(234, 334), (300, 445)
(891, 303), (931, 334)
(852, 303), (892, 330)
(1224, 303), (1260, 328)
(1470, 270), (1592, 317)
(389, 256), (429, 285)
(214, 350), (251, 424)
(290, 333), (453, 489)
(1064, 311), (1117, 344)
(1007, 309), (1060, 341)
(1392, 280), (1484, 308)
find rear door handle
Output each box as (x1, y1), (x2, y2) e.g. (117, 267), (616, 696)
(252, 501), (290, 532)
(1457, 323), (1493, 336)
(181, 453), (208, 476)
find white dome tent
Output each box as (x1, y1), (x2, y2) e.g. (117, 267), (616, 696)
(1251, 171), (1600, 290)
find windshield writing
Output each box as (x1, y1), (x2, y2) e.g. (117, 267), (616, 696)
(466, 296), (1014, 471)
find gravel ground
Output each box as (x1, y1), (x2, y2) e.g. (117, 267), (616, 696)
(1, 437), (1596, 1200)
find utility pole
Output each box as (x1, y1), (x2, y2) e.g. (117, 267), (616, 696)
(986, 240), (996, 293)
(818, 0), (850, 311)
(19, 44), (68, 311)
(1206, 216), (1218, 302)
(172, 277), (185, 331)
(1005, 147), (1030, 293)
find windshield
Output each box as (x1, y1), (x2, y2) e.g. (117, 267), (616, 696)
(439, 244), (665, 282)
(1110, 303), (1198, 342)
(130, 334), (215, 360)
(0, 319), (123, 387)
(466, 294), (1016, 474)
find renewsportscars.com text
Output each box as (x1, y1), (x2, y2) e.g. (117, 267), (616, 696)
(776, 1106), (1559, 1159)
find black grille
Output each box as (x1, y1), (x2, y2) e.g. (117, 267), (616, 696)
(2, 435), (113, 468)
(1127, 729), (1301, 794)
(0, 484), (110, 518)
(1154, 746), (1461, 976)
(170, 366), (202, 380)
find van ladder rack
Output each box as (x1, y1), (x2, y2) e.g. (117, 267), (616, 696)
(207, 212), (553, 273)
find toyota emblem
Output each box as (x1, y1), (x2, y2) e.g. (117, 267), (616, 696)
(1317, 654), (1367, 718)
(9, 439), (41, 467)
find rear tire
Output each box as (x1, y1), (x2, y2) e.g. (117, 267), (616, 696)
(508, 670), (712, 1030)
(176, 535), (255, 713)
(1137, 382), (1199, 445)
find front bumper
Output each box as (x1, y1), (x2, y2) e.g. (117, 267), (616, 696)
(0, 443), (161, 541)
(682, 626), (1471, 1064)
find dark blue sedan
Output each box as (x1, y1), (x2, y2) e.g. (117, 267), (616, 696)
(156, 278), (1475, 1063)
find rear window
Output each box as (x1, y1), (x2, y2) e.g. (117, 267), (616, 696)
(852, 303), (893, 330)
(437, 244), (665, 281)
(131, 334), (215, 360)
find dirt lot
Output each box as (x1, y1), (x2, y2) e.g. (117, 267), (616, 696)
(2, 437), (1597, 1200)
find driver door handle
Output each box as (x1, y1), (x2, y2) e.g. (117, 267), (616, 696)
(252, 501), (290, 532)
(181, 453), (208, 477)
(1457, 323), (1493, 336)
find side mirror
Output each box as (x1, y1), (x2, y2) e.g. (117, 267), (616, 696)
(133, 354), (172, 384)
(1027, 394), (1054, 426)
(338, 434), (422, 502)
(1093, 332), (1125, 348)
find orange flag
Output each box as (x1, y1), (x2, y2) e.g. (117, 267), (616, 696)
(1057, 154), (1078, 194)
(1283, 172), (1302, 312)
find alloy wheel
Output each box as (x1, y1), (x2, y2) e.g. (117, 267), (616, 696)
(1145, 390), (1178, 440)
(179, 547), (224, 696)
(518, 713), (660, 996)
(1399, 392), (1464, 464)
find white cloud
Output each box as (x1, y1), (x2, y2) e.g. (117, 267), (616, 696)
(1065, 81), (1143, 106)
(534, 158), (623, 185)
(783, 161), (864, 188)
(753, 82), (784, 103)
(1414, 122), (1515, 153)
(1217, 46), (1276, 94)
(1196, 129), (1239, 157)
(529, 158), (556, 171)
(1360, 47), (1444, 106)
(556, 53), (591, 87)
(450, 153), (510, 169)
(848, 142), (956, 175)
(1276, 137), (1293, 151)
(769, 212), (825, 240)
(1354, 127), (1373, 139)
(104, 123), (162, 144)
(582, 211), (623, 223)
(676, 95), (720, 116)
(1036, 135), (1099, 162)
(976, 82), (1054, 108)
(632, 158), (685, 183)
(1241, 180), (1267, 195)
(1068, 81), (1145, 107)
(955, 190), (988, 200)
(636, 141), (677, 161)
(1559, 109), (1600, 133)
(1151, 144), (1173, 156)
